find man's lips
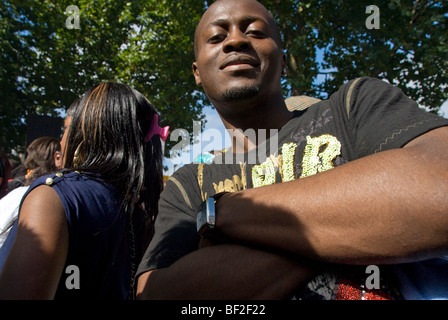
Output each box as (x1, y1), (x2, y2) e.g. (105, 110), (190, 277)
(220, 55), (260, 70)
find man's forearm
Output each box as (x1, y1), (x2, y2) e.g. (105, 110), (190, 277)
(217, 127), (448, 264)
(136, 244), (315, 300)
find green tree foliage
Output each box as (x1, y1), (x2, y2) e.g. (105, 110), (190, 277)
(1, 0), (206, 156)
(1, 0), (447, 156)
(315, 0), (448, 110)
(264, 0), (447, 111)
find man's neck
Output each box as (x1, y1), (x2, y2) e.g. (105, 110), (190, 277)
(214, 96), (293, 153)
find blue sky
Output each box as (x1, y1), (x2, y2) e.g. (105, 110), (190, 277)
(440, 100), (448, 118)
(163, 105), (229, 174)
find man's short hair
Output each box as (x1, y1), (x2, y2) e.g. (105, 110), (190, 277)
(193, 0), (284, 59)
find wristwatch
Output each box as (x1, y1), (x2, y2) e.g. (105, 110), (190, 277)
(196, 192), (227, 238)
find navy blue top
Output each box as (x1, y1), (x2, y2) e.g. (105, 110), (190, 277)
(0, 171), (135, 299)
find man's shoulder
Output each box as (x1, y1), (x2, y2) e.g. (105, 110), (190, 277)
(169, 163), (200, 181)
(163, 164), (201, 202)
(335, 76), (395, 97)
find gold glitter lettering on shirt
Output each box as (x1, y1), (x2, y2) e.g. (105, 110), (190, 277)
(198, 163), (206, 201)
(252, 157), (276, 188)
(300, 135), (341, 178)
(281, 143), (297, 182)
(239, 162), (247, 190)
(213, 175), (245, 193)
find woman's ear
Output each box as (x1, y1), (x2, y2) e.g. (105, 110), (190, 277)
(54, 151), (62, 169)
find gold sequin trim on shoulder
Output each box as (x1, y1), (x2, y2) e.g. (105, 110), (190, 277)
(169, 177), (193, 210)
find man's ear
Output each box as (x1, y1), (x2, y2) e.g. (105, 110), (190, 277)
(281, 53), (287, 76)
(192, 62), (202, 86)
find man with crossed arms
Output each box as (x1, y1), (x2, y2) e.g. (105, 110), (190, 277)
(136, 0), (448, 300)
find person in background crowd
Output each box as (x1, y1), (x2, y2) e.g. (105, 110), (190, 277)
(7, 161), (27, 192)
(0, 153), (11, 200)
(0, 137), (62, 248)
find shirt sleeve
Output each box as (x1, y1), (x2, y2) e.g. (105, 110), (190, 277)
(330, 77), (448, 159)
(136, 164), (202, 277)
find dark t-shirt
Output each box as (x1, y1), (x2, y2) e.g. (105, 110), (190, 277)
(137, 77), (448, 298)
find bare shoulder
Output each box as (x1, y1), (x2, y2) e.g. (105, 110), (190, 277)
(19, 184), (65, 229)
(0, 184), (69, 299)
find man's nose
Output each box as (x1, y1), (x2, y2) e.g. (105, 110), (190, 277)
(223, 28), (250, 52)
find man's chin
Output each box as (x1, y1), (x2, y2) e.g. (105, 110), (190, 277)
(222, 86), (260, 102)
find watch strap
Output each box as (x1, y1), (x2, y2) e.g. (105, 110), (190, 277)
(197, 192), (228, 237)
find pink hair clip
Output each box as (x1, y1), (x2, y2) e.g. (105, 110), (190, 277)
(144, 114), (170, 143)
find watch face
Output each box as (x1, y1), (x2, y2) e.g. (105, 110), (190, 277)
(197, 200), (207, 232)
(206, 197), (216, 226)
(197, 197), (216, 236)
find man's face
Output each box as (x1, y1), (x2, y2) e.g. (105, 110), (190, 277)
(193, 0), (286, 105)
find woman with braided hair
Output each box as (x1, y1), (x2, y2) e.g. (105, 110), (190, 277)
(0, 82), (168, 299)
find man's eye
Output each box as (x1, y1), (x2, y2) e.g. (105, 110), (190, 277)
(208, 34), (226, 43)
(246, 30), (265, 37)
